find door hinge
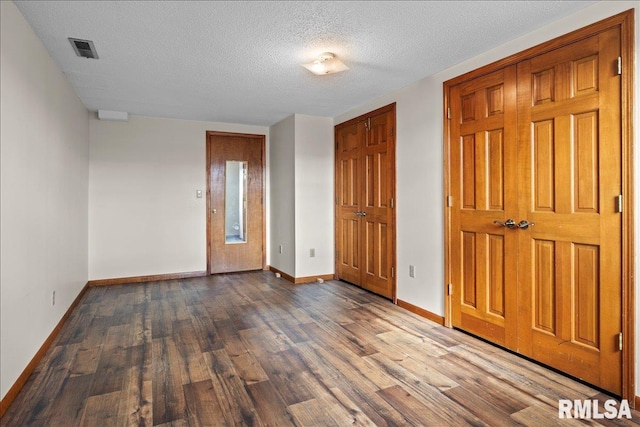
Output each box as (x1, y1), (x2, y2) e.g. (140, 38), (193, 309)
(448, 283), (452, 295)
(619, 332), (623, 351)
(390, 126), (395, 137)
(617, 57), (622, 76)
(364, 117), (371, 131)
(447, 195), (453, 207)
(615, 194), (623, 213)
(447, 107), (451, 119)
(336, 197), (339, 205)
(391, 267), (395, 278)
(390, 198), (394, 209)
(336, 250), (340, 259)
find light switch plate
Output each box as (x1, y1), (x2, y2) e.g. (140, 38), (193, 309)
(196, 190), (202, 198)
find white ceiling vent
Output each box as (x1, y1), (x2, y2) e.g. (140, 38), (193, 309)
(98, 110), (128, 121)
(68, 38), (99, 59)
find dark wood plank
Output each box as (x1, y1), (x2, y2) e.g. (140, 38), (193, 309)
(246, 380), (296, 427)
(249, 348), (316, 406)
(79, 391), (123, 426)
(47, 374), (95, 426)
(366, 353), (486, 425)
(377, 385), (452, 426)
(117, 345), (152, 426)
(152, 338), (187, 425)
(90, 345), (143, 396)
(294, 342), (408, 427)
(5, 365), (70, 426)
(203, 349), (263, 426)
(69, 347), (102, 377)
(444, 385), (521, 426)
(188, 303), (225, 352)
(183, 379), (226, 427)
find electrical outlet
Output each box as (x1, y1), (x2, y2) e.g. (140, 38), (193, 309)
(310, 248), (315, 257)
(196, 190), (202, 198)
(52, 290), (56, 306)
(279, 245), (283, 254)
(409, 265), (415, 278)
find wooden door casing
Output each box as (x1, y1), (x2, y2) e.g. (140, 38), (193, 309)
(445, 11), (633, 397)
(335, 104), (396, 300)
(207, 132), (265, 274)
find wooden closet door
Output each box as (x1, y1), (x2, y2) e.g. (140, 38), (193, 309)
(362, 108), (396, 299)
(449, 24), (624, 395)
(335, 104), (396, 300)
(516, 27), (622, 394)
(449, 67), (519, 348)
(335, 121), (366, 286)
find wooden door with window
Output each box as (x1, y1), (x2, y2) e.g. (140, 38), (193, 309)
(335, 104), (396, 299)
(448, 24), (624, 394)
(207, 132), (265, 274)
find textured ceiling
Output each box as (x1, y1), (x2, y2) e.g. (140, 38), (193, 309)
(14, 1), (596, 126)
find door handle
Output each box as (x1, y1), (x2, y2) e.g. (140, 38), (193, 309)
(355, 211), (367, 217)
(516, 220), (535, 230)
(493, 219), (516, 229)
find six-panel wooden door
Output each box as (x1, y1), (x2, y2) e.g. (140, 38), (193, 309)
(449, 27), (623, 394)
(449, 66), (519, 349)
(335, 104), (396, 300)
(515, 27), (622, 393)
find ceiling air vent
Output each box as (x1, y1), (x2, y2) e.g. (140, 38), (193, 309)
(68, 38), (99, 59)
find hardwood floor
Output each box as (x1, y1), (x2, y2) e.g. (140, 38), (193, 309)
(2, 271), (638, 426)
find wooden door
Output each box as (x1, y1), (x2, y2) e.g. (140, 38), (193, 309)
(449, 66), (519, 347)
(448, 27), (623, 395)
(362, 108), (396, 299)
(516, 27), (622, 393)
(335, 104), (396, 300)
(207, 132), (265, 274)
(335, 120), (366, 286)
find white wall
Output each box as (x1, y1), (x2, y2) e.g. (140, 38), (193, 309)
(268, 115), (296, 276)
(269, 114), (335, 279)
(294, 114), (335, 278)
(336, 0), (639, 392)
(0, 1), (90, 400)
(335, 77), (447, 314)
(89, 115), (269, 280)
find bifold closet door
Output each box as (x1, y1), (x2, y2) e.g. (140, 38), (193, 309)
(515, 26), (622, 394)
(449, 27), (623, 395)
(335, 104), (396, 300)
(449, 66), (519, 349)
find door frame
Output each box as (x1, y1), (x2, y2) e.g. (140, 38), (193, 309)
(206, 131), (267, 274)
(443, 10), (635, 402)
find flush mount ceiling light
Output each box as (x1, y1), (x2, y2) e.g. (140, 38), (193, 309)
(302, 52), (349, 76)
